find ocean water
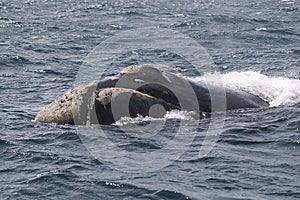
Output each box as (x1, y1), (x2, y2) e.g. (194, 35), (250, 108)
(1, 0), (300, 199)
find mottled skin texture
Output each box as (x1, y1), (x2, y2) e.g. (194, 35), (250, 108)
(35, 65), (269, 125)
(35, 89), (75, 125)
(35, 81), (98, 125)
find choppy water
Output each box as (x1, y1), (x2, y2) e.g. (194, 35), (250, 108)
(1, 0), (300, 199)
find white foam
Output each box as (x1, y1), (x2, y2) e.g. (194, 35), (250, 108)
(256, 27), (267, 31)
(114, 110), (196, 126)
(164, 110), (197, 120)
(190, 71), (300, 107)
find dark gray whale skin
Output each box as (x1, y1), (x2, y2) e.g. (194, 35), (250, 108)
(94, 88), (178, 125)
(96, 66), (269, 113)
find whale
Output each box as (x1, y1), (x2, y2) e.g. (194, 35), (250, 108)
(96, 65), (269, 112)
(35, 65), (269, 125)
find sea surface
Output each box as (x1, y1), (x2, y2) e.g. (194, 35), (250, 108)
(1, 0), (300, 199)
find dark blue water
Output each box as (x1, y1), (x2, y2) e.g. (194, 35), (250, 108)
(1, 0), (300, 199)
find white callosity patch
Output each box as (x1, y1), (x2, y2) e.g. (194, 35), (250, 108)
(35, 80), (99, 125)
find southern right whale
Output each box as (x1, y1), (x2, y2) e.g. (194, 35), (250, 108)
(35, 65), (269, 125)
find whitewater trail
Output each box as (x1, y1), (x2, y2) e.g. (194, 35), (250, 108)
(190, 71), (300, 107)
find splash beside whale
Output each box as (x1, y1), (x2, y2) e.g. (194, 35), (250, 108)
(35, 66), (269, 125)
